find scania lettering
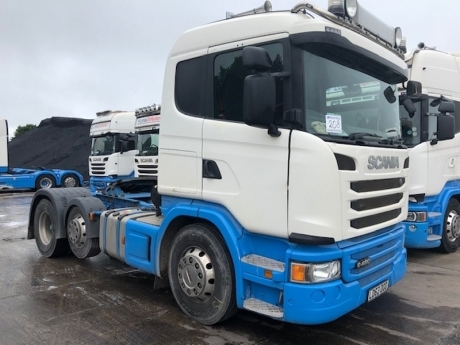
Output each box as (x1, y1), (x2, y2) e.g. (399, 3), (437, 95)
(0, 118), (83, 190)
(399, 44), (458, 252)
(89, 110), (137, 193)
(29, 0), (410, 326)
(367, 155), (399, 170)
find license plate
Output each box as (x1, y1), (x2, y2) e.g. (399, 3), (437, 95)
(367, 280), (389, 302)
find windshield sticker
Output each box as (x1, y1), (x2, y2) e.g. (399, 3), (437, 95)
(325, 114), (342, 134)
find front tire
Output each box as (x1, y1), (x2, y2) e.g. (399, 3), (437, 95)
(35, 174), (56, 190)
(34, 199), (70, 257)
(439, 199), (460, 253)
(61, 174), (80, 188)
(66, 206), (100, 258)
(168, 223), (237, 325)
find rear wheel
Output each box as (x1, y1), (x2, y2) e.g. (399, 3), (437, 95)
(168, 223), (237, 325)
(35, 174), (56, 190)
(34, 199), (70, 257)
(61, 174), (80, 188)
(439, 199), (460, 253)
(67, 206), (100, 258)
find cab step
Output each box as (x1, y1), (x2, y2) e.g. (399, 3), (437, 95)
(241, 254), (285, 272)
(243, 298), (284, 318)
(427, 234), (442, 241)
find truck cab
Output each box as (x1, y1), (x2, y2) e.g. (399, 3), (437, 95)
(399, 47), (459, 252)
(89, 110), (137, 193)
(134, 104), (160, 178)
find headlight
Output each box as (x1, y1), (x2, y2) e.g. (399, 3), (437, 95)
(406, 211), (426, 222)
(290, 260), (341, 284)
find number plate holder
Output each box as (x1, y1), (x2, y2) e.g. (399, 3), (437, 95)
(367, 279), (389, 302)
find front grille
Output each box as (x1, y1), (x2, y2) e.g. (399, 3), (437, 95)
(351, 209), (401, 229)
(90, 163), (106, 175)
(351, 178), (405, 193)
(341, 229), (403, 286)
(351, 193), (403, 211)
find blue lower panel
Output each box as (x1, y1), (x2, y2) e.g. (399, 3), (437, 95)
(404, 221), (441, 248)
(125, 219), (160, 274)
(282, 249), (406, 325)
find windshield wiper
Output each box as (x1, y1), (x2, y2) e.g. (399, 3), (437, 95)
(348, 132), (382, 140)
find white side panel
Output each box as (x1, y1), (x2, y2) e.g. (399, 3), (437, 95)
(117, 151), (137, 176)
(407, 143), (428, 196)
(0, 119), (8, 172)
(158, 48), (208, 197)
(202, 121), (289, 237)
(426, 135), (459, 196)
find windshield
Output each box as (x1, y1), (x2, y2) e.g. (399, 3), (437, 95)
(91, 135), (116, 156)
(399, 98), (423, 147)
(136, 132), (159, 156)
(303, 50), (402, 145)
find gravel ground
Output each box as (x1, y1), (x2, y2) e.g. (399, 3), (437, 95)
(8, 117), (92, 180)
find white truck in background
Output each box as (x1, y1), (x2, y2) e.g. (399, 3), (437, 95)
(134, 104), (160, 178)
(399, 45), (458, 252)
(89, 110), (137, 193)
(30, 0), (417, 326)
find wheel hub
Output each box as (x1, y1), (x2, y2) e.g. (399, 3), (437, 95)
(177, 247), (215, 301)
(40, 178), (53, 189)
(67, 215), (86, 247)
(446, 210), (460, 242)
(64, 177), (77, 187)
(38, 212), (53, 246)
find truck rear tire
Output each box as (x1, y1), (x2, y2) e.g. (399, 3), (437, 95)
(168, 223), (237, 325)
(439, 199), (460, 253)
(66, 206), (100, 258)
(35, 174), (56, 190)
(34, 199), (71, 257)
(61, 174), (80, 188)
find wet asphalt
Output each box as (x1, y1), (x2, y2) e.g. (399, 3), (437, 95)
(1, 191), (459, 345)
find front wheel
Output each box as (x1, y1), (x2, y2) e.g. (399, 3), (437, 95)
(61, 174), (80, 188)
(439, 198), (460, 253)
(66, 206), (100, 259)
(35, 174), (56, 190)
(33, 199), (70, 257)
(168, 223), (237, 325)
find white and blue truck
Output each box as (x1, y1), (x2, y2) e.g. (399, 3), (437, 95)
(88, 110), (137, 193)
(29, 0), (414, 325)
(399, 45), (458, 252)
(0, 118), (83, 191)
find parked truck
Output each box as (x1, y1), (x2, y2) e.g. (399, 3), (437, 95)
(399, 45), (458, 252)
(29, 0), (414, 325)
(0, 119), (83, 190)
(134, 104), (160, 178)
(89, 110), (137, 193)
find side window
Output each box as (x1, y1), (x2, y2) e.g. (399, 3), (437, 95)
(213, 43), (284, 122)
(175, 56), (206, 117)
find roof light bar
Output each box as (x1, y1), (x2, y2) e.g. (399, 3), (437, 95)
(135, 104), (161, 117)
(293, 1), (404, 57)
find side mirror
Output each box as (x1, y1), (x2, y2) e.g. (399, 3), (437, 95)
(436, 114), (455, 142)
(407, 80), (422, 98)
(402, 98), (416, 118)
(242, 46), (277, 135)
(120, 140), (129, 153)
(439, 101), (455, 114)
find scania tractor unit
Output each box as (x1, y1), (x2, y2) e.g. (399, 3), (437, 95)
(0, 119), (83, 190)
(89, 110), (137, 193)
(134, 104), (160, 178)
(399, 45), (458, 252)
(29, 0), (411, 326)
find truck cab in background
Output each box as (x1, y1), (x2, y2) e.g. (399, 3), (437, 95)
(89, 110), (137, 193)
(134, 104), (160, 178)
(399, 46), (458, 252)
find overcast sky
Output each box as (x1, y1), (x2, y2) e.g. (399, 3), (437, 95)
(2, 0), (459, 136)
